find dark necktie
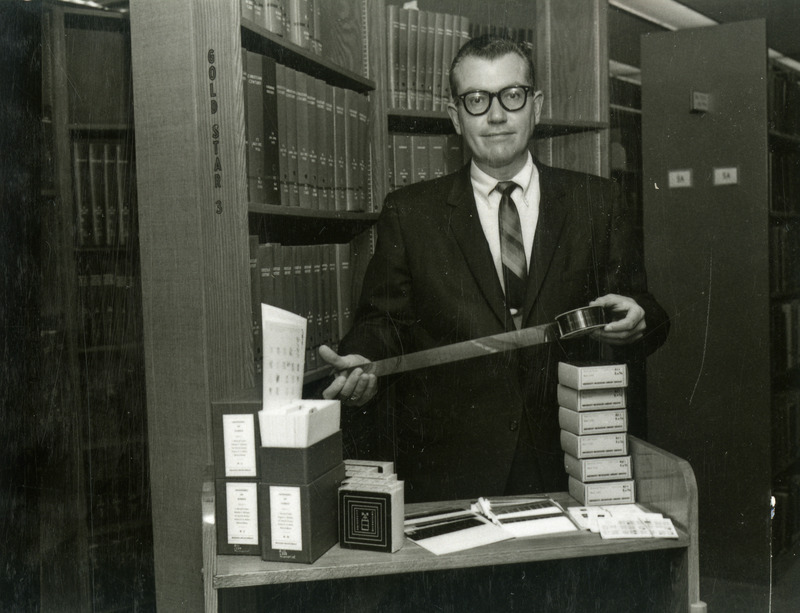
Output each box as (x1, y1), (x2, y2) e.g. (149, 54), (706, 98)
(496, 181), (526, 315)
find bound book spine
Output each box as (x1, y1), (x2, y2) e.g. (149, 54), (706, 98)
(262, 55), (281, 205)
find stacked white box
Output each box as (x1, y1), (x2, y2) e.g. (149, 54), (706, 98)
(558, 362), (635, 505)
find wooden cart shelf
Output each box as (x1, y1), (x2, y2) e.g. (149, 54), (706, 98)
(202, 436), (706, 612)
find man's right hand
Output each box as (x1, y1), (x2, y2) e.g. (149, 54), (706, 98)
(319, 345), (378, 407)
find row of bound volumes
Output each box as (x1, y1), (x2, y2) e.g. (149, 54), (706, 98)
(773, 388), (800, 477)
(768, 64), (800, 556)
(72, 139), (135, 248)
(87, 531), (155, 612)
(249, 238), (353, 376)
(242, 0), (321, 55)
(386, 6), (470, 111)
(769, 149), (800, 215)
(241, 0), (366, 75)
(77, 268), (138, 349)
(772, 299), (800, 373)
(769, 221), (800, 295)
(387, 133), (465, 192)
(243, 50), (371, 211)
(468, 22), (536, 58)
(79, 351), (146, 451)
(84, 441), (150, 531)
(769, 65), (800, 137)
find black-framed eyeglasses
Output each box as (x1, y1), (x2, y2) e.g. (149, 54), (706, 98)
(455, 85), (534, 116)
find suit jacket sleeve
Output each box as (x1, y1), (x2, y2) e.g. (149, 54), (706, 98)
(338, 196), (415, 361)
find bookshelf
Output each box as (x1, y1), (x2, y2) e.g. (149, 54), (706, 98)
(129, 0), (612, 608)
(39, 5), (153, 611)
(381, 0), (610, 183)
(641, 19), (798, 594)
(129, 0), (376, 609)
(768, 63), (800, 563)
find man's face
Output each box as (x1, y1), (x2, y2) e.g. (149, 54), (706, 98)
(447, 53), (543, 180)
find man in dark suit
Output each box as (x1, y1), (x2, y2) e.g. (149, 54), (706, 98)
(319, 35), (669, 503)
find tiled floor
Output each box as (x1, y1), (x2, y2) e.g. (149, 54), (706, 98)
(699, 543), (799, 612)
(772, 544), (800, 612)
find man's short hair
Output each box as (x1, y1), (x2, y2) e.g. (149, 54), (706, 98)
(449, 35), (536, 99)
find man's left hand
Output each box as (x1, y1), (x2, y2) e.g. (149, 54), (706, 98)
(589, 294), (645, 345)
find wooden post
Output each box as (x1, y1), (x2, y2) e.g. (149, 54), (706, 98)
(129, 1), (253, 608)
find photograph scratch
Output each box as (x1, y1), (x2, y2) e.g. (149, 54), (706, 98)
(689, 252), (713, 405)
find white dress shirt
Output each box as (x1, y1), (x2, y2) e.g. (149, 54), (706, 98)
(470, 152), (541, 293)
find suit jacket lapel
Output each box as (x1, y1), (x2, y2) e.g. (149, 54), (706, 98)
(446, 167), (509, 326)
(523, 162), (569, 321)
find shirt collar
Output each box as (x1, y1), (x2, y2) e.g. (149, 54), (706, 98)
(469, 152), (535, 205)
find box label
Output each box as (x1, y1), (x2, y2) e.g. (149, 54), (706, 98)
(713, 167), (738, 186)
(586, 481), (635, 505)
(581, 456), (632, 481)
(668, 169), (692, 188)
(270, 485), (303, 551)
(557, 385), (626, 411)
(578, 433), (627, 457)
(580, 409), (627, 433)
(222, 413), (257, 477)
(226, 482), (258, 545)
(578, 366), (627, 388)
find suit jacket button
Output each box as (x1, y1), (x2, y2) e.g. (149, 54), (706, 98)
(509, 420), (519, 431)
